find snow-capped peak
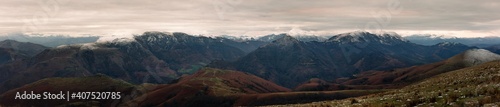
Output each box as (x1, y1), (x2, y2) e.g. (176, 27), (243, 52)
(327, 31), (408, 44)
(97, 34), (136, 44)
(139, 31), (174, 42)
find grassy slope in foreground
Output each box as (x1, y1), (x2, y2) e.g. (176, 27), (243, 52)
(271, 60), (500, 107)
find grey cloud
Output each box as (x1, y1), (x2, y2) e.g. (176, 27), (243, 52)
(0, 0), (498, 37)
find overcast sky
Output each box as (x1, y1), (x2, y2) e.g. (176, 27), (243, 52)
(0, 0), (499, 37)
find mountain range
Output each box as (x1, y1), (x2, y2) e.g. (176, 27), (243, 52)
(404, 34), (500, 47)
(209, 31), (475, 88)
(1, 31), (499, 106)
(0, 33), (99, 47)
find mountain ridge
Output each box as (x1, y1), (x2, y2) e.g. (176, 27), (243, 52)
(209, 31), (475, 88)
(0, 32), (249, 94)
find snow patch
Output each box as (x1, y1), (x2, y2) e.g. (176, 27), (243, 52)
(55, 45), (70, 49)
(462, 49), (500, 66)
(97, 35), (135, 44)
(80, 43), (99, 50)
(146, 32), (169, 42)
(406, 34), (458, 39)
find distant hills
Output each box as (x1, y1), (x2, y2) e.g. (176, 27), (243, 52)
(404, 34), (500, 47)
(0, 33), (99, 47)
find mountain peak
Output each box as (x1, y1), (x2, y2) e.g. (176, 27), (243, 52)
(135, 31), (208, 44)
(327, 31), (407, 44)
(137, 31), (173, 42)
(271, 34), (300, 45)
(142, 31), (173, 36)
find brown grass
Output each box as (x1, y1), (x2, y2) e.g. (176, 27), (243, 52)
(268, 61), (500, 107)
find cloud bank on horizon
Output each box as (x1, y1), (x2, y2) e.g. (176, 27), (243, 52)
(0, 0), (499, 37)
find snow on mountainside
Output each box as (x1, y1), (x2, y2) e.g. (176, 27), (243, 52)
(251, 27), (328, 42)
(96, 35), (136, 44)
(327, 31), (408, 44)
(405, 34), (500, 46)
(460, 49), (500, 66)
(406, 34), (458, 39)
(253, 33), (327, 42)
(218, 32), (499, 47)
(56, 37), (136, 50)
(209, 31), (475, 88)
